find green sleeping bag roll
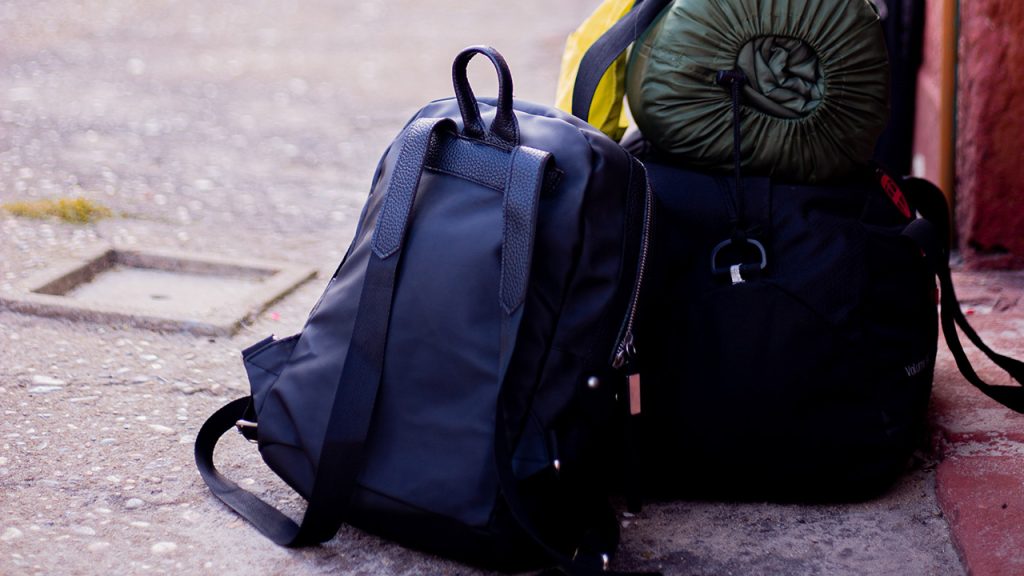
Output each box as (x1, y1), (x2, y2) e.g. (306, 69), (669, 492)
(627, 0), (890, 183)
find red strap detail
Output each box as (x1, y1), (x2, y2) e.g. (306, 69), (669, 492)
(877, 169), (913, 219)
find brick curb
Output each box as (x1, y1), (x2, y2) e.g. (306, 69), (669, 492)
(931, 271), (1024, 576)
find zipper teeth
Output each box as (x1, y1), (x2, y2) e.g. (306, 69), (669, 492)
(626, 182), (654, 337)
(614, 178), (654, 367)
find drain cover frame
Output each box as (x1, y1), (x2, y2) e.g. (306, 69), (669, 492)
(0, 246), (317, 335)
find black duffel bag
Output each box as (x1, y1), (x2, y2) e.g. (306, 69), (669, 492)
(570, 0), (1024, 500)
(629, 152), (1024, 498)
(635, 154), (939, 497)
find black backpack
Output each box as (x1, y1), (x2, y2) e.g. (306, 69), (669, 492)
(570, 1), (1024, 499)
(194, 46), (652, 573)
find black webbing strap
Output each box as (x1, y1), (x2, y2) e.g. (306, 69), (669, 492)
(195, 397), (299, 543)
(571, 0), (672, 122)
(900, 177), (1024, 412)
(714, 69), (749, 234)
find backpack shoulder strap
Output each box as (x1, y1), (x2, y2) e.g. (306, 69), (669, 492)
(900, 177), (1024, 412)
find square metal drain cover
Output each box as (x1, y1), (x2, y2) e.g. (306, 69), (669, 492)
(0, 247), (316, 335)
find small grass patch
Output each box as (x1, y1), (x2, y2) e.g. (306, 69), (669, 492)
(2, 197), (112, 224)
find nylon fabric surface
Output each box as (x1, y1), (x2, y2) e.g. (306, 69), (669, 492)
(358, 168), (507, 526)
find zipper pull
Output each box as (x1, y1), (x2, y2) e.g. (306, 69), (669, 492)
(612, 332), (642, 415)
(612, 331), (636, 370)
(627, 373), (642, 416)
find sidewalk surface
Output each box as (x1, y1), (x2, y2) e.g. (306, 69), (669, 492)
(0, 2), (1020, 574)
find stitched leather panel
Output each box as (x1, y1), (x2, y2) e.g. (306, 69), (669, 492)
(372, 118), (453, 259)
(426, 133), (510, 191)
(426, 133), (565, 198)
(500, 145), (550, 314)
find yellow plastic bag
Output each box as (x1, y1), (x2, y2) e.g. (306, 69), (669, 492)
(554, 0), (635, 141)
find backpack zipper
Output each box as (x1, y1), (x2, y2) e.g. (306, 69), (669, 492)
(612, 178), (653, 372)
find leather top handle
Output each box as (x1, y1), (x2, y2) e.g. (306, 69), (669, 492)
(453, 45), (520, 147)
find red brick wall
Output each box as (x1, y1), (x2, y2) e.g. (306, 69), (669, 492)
(957, 0), (1024, 269)
(913, 0), (949, 194)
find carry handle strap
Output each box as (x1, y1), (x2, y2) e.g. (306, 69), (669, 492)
(571, 0), (671, 122)
(900, 177), (1024, 412)
(453, 45), (520, 146)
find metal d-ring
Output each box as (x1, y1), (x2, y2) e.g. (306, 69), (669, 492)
(710, 237), (767, 285)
